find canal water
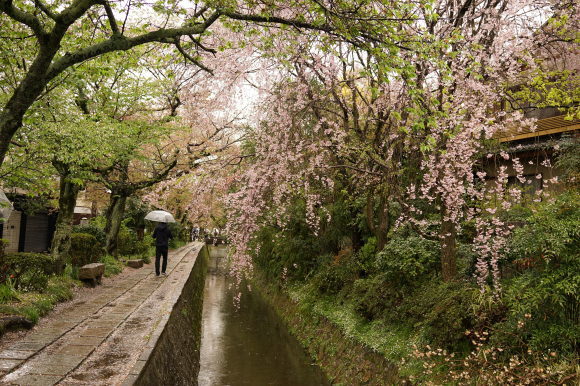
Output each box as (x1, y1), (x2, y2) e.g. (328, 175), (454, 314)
(198, 248), (330, 386)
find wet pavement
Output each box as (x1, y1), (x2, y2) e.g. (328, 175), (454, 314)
(198, 250), (330, 386)
(0, 243), (203, 386)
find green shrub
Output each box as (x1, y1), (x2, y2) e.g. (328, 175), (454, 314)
(491, 191), (580, 356)
(0, 276), (77, 331)
(118, 227), (156, 258)
(46, 276), (76, 301)
(162, 222), (189, 249)
(311, 262), (354, 295)
(351, 273), (402, 320)
(70, 233), (103, 267)
(310, 249), (363, 296)
(21, 305), (40, 324)
(0, 238), (8, 258)
(397, 280), (476, 350)
(0, 283), (18, 303)
(135, 234), (153, 257)
(0, 253), (55, 291)
(375, 235), (439, 285)
(357, 237), (377, 275)
(101, 255), (124, 277)
(73, 224), (106, 247)
(118, 227), (138, 256)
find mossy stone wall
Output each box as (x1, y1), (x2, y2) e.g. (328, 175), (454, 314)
(135, 246), (208, 386)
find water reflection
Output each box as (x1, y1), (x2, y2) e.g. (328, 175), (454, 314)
(198, 255), (329, 386)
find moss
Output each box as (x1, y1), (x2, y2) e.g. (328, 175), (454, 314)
(252, 274), (408, 385)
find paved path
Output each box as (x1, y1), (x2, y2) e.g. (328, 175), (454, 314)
(0, 242), (203, 386)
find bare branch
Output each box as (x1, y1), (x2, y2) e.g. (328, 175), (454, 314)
(174, 38), (214, 74)
(100, 0), (120, 35)
(121, 0), (131, 34)
(188, 35), (217, 54)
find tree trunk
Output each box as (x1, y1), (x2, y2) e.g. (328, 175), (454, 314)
(366, 189), (390, 251)
(50, 176), (82, 274)
(0, 40), (64, 168)
(105, 193), (128, 256)
(440, 210), (458, 281)
(376, 196), (390, 251)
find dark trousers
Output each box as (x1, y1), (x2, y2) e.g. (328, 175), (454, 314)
(155, 245), (169, 275)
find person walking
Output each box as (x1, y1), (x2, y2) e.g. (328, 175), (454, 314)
(152, 222), (173, 276)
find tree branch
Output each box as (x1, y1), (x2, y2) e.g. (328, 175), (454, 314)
(34, 0), (56, 20)
(222, 10), (334, 34)
(174, 38), (214, 74)
(131, 157), (178, 192)
(100, 0), (120, 36)
(0, 0), (46, 38)
(46, 11), (221, 80)
(188, 35), (217, 54)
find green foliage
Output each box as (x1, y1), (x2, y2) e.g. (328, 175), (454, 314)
(351, 273), (399, 320)
(507, 191), (579, 266)
(375, 234), (439, 285)
(101, 255), (124, 277)
(286, 281), (422, 364)
(73, 224), (106, 247)
(0, 253), (56, 291)
(398, 280), (475, 350)
(493, 270), (579, 356)
(555, 139), (580, 187)
(493, 192), (580, 356)
(117, 227), (140, 256)
(118, 226), (153, 258)
(69, 233), (103, 267)
(0, 283), (18, 303)
(311, 254), (357, 295)
(0, 239), (7, 258)
(167, 222), (186, 249)
(0, 276), (76, 326)
(0, 238), (9, 283)
(252, 196), (359, 283)
(253, 220), (320, 282)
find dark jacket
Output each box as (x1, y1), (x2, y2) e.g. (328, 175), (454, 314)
(153, 223), (173, 247)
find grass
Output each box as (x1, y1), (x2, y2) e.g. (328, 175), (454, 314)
(0, 275), (78, 326)
(287, 281), (427, 377)
(101, 255), (125, 277)
(0, 283), (19, 303)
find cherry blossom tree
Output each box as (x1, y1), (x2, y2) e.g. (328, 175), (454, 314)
(219, 0), (578, 286)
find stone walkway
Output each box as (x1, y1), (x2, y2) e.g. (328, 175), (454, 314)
(0, 242), (203, 386)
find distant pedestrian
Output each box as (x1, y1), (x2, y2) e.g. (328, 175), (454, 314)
(152, 222), (173, 276)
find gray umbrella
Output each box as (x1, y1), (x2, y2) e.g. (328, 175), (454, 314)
(0, 191), (13, 220)
(144, 210), (176, 223)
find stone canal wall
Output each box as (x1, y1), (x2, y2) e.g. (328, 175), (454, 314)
(254, 276), (402, 385)
(134, 245), (209, 386)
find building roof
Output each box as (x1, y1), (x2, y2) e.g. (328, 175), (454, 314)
(497, 115), (579, 143)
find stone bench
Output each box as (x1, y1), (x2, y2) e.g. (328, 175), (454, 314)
(127, 259), (144, 269)
(78, 263), (105, 287)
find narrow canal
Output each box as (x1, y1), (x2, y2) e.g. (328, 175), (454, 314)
(198, 247), (329, 386)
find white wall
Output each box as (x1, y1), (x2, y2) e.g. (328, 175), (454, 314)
(2, 211), (21, 253)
